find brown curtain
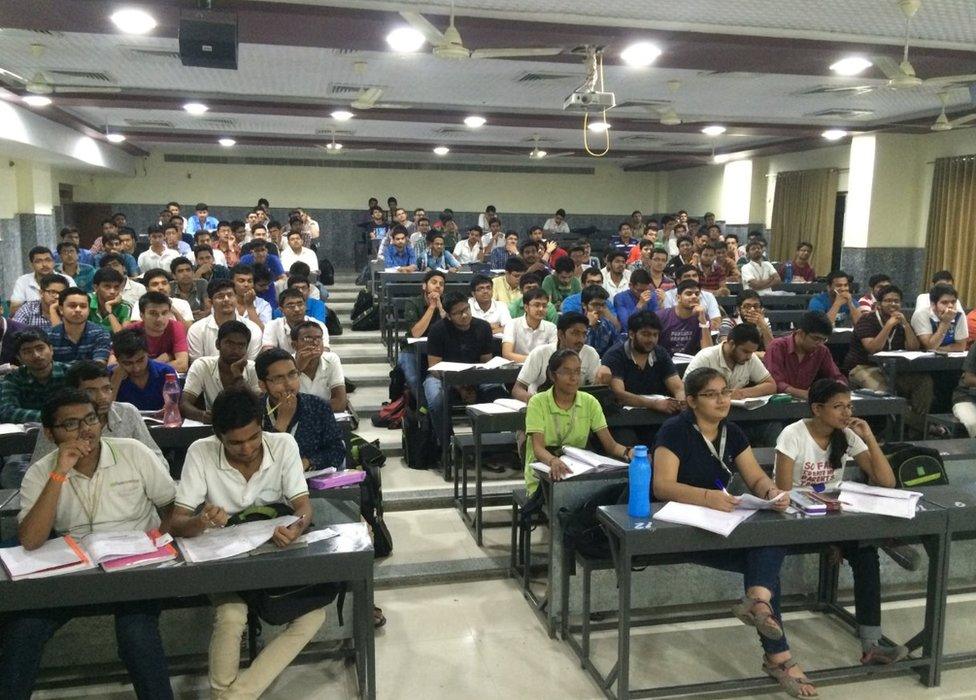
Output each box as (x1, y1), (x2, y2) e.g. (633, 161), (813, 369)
(769, 168), (838, 276)
(925, 155), (976, 304)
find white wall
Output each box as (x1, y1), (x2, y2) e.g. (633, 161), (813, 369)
(67, 151), (660, 215)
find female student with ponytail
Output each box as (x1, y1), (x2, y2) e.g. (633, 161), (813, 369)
(652, 368), (814, 697)
(774, 378), (907, 666)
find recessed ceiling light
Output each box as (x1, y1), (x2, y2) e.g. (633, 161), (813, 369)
(829, 56), (872, 76)
(331, 110), (354, 121)
(325, 142), (343, 151)
(702, 125), (726, 136)
(22, 95), (52, 107)
(822, 129), (848, 141)
(587, 120), (611, 133)
(105, 132), (126, 143)
(620, 42), (662, 67)
(386, 26), (426, 53)
(218, 137), (236, 147)
(464, 115), (486, 128)
(183, 102), (208, 115)
(433, 146), (450, 156)
(110, 8), (157, 35)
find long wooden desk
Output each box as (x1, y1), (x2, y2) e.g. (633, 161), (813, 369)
(0, 522), (377, 699)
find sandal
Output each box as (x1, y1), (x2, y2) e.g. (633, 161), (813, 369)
(731, 596), (783, 641)
(373, 606), (387, 629)
(861, 643), (908, 665)
(763, 657), (818, 698)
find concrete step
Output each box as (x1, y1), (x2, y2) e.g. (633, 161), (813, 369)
(329, 330), (382, 345)
(343, 363), (391, 387)
(346, 385), (391, 416)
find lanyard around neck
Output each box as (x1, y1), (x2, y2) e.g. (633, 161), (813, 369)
(693, 422), (732, 478)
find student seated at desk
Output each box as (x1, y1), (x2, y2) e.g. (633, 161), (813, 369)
(719, 289), (773, 351)
(125, 291), (189, 373)
(188, 279), (263, 361)
(775, 379), (908, 665)
(169, 256), (211, 322)
(911, 283), (968, 352)
(11, 272), (66, 331)
(518, 239), (550, 278)
(278, 274), (326, 323)
(181, 320), (260, 423)
(559, 267), (605, 315)
(502, 288), (557, 363)
(110, 328), (174, 412)
(856, 273), (892, 314)
(140, 269), (193, 328)
(523, 348), (631, 497)
(953, 341), (976, 437)
(613, 268), (657, 332)
(425, 291), (507, 444)
(1, 389), (176, 700)
(262, 288), (328, 354)
(383, 225), (418, 272)
(48, 287), (112, 364)
(292, 321), (347, 412)
(512, 312), (606, 402)
(739, 237), (781, 293)
(422, 232), (461, 272)
(655, 279), (713, 356)
(88, 267), (132, 333)
(541, 256), (581, 310)
(397, 269), (447, 394)
(913, 270), (965, 318)
(31, 360), (166, 469)
(660, 265), (722, 331)
(580, 285), (620, 356)
(507, 273), (558, 323)
(257, 348), (345, 471)
(652, 368), (808, 697)
(764, 311), (845, 400)
(492, 256), (525, 303)
(468, 273), (511, 334)
(230, 264), (272, 328)
(844, 284), (932, 436)
(808, 270), (861, 327)
(170, 387), (319, 699)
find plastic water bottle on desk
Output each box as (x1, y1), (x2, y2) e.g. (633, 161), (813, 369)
(783, 261), (794, 284)
(627, 445), (651, 519)
(162, 373), (182, 427)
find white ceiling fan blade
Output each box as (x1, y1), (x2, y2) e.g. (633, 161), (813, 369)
(471, 47), (563, 59)
(53, 85), (121, 93)
(0, 66), (28, 84)
(351, 87), (383, 109)
(950, 113), (976, 127)
(546, 151), (575, 158)
(399, 11), (445, 45)
(873, 55), (903, 81)
(924, 73), (976, 88)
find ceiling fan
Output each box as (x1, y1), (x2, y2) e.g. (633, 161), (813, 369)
(400, 0), (563, 60)
(0, 66), (120, 94)
(851, 0), (976, 92)
(929, 92), (976, 131)
(317, 131), (377, 154)
(645, 81), (709, 126)
(527, 134), (573, 159)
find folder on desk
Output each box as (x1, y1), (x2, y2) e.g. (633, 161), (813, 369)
(654, 502), (756, 537)
(838, 481), (921, 519)
(0, 536), (95, 580)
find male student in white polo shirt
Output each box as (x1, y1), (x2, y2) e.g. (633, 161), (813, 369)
(468, 273), (511, 334)
(9, 246), (76, 314)
(291, 320), (347, 412)
(180, 320), (261, 423)
(2, 389), (175, 699)
(511, 312), (607, 402)
(188, 279), (263, 361)
(170, 387), (319, 700)
(261, 287), (328, 353)
(501, 288), (557, 363)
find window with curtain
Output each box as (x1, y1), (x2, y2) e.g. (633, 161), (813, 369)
(769, 168), (839, 277)
(924, 154), (976, 304)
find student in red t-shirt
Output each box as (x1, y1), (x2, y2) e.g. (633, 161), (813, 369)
(125, 291), (189, 372)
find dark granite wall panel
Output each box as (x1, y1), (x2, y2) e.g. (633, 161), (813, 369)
(841, 247), (926, 295)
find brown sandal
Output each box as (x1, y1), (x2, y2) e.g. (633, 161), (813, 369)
(731, 596), (783, 641)
(763, 657), (818, 698)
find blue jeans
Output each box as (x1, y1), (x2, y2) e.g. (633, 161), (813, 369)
(686, 546), (790, 655)
(0, 601), (173, 699)
(422, 376), (506, 445)
(398, 350), (422, 399)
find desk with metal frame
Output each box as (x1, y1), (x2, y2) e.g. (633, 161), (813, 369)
(0, 521), (377, 699)
(726, 282), (826, 296)
(592, 502), (949, 699)
(874, 353), (966, 393)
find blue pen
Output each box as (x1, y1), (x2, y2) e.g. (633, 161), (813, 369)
(812, 483), (826, 494)
(714, 479), (729, 494)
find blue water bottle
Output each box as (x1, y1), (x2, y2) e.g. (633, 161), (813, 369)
(783, 261), (794, 284)
(628, 445), (651, 519)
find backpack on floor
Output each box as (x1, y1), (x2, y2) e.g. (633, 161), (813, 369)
(351, 289), (374, 319)
(324, 307), (343, 337)
(402, 403), (439, 470)
(351, 305), (379, 332)
(371, 395), (406, 429)
(318, 256), (335, 286)
(557, 482), (628, 562)
(883, 442), (949, 488)
(349, 434), (393, 558)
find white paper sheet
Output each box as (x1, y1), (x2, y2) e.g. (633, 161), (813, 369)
(654, 502), (756, 537)
(80, 531), (157, 564)
(299, 527), (340, 544)
(0, 537), (95, 580)
(177, 515), (299, 563)
(874, 351), (934, 361)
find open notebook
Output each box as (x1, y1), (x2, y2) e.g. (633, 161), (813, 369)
(532, 446), (628, 480)
(654, 492), (787, 537)
(468, 398), (527, 414)
(428, 357), (515, 372)
(838, 481), (922, 519)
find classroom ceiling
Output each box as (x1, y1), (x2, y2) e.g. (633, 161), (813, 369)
(0, 0), (974, 170)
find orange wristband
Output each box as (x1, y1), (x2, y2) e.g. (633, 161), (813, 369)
(49, 471), (68, 484)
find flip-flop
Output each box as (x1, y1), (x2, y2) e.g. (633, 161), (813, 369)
(373, 606), (387, 628)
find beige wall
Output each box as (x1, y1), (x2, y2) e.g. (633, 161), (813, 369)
(64, 151), (659, 215)
(661, 163), (724, 216)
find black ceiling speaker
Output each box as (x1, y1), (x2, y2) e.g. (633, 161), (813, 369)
(179, 10), (238, 70)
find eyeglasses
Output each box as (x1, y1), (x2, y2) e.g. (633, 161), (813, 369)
(449, 307), (471, 318)
(695, 389), (733, 400)
(296, 335), (323, 345)
(53, 412), (100, 431)
(265, 369), (300, 384)
(554, 368), (582, 377)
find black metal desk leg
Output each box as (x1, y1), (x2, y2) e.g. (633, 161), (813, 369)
(615, 539), (631, 700)
(920, 531), (949, 687)
(474, 425), (484, 545)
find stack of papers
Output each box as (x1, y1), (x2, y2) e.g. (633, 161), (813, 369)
(874, 351), (934, 361)
(304, 466), (337, 479)
(428, 356), (515, 372)
(82, 530), (178, 571)
(532, 446), (628, 479)
(468, 398), (527, 414)
(0, 536), (94, 580)
(673, 353), (696, 363)
(623, 394), (670, 410)
(177, 515), (298, 563)
(838, 481), (921, 519)
(730, 396), (771, 410)
(655, 492), (787, 537)
(406, 337), (427, 344)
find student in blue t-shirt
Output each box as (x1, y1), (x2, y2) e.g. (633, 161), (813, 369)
(808, 270), (861, 327)
(652, 367), (810, 697)
(383, 226), (418, 271)
(110, 328), (174, 411)
(613, 268), (657, 334)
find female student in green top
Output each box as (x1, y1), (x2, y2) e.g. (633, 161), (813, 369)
(524, 348), (632, 496)
(774, 378), (907, 666)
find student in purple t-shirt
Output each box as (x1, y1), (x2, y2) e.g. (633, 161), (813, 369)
(655, 279), (713, 356)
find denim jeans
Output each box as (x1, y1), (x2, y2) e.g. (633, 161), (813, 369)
(843, 542), (881, 628)
(685, 546), (790, 655)
(398, 349), (422, 399)
(422, 376), (506, 445)
(0, 601), (173, 699)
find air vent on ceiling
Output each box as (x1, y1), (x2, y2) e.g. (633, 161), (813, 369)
(330, 83), (383, 95)
(520, 135), (560, 143)
(123, 47), (182, 60)
(432, 127), (470, 135)
(795, 85), (876, 96)
(314, 128), (355, 136)
(48, 70), (113, 83)
(517, 72), (576, 82)
(806, 108), (875, 119)
(615, 100), (670, 110)
(697, 71), (759, 79)
(332, 49), (361, 55)
(199, 117), (237, 127)
(0, 28), (65, 38)
(619, 135), (662, 142)
(669, 142), (701, 148)
(124, 118), (175, 128)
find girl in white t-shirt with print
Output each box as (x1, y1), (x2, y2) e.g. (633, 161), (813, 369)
(774, 378), (907, 666)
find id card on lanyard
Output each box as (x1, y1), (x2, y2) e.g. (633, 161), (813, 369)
(693, 423), (733, 485)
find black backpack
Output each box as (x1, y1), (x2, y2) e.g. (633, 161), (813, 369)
(557, 482), (628, 561)
(318, 256), (335, 286)
(883, 442), (949, 488)
(402, 402), (439, 470)
(351, 289), (374, 319)
(351, 305), (379, 331)
(348, 433), (392, 558)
